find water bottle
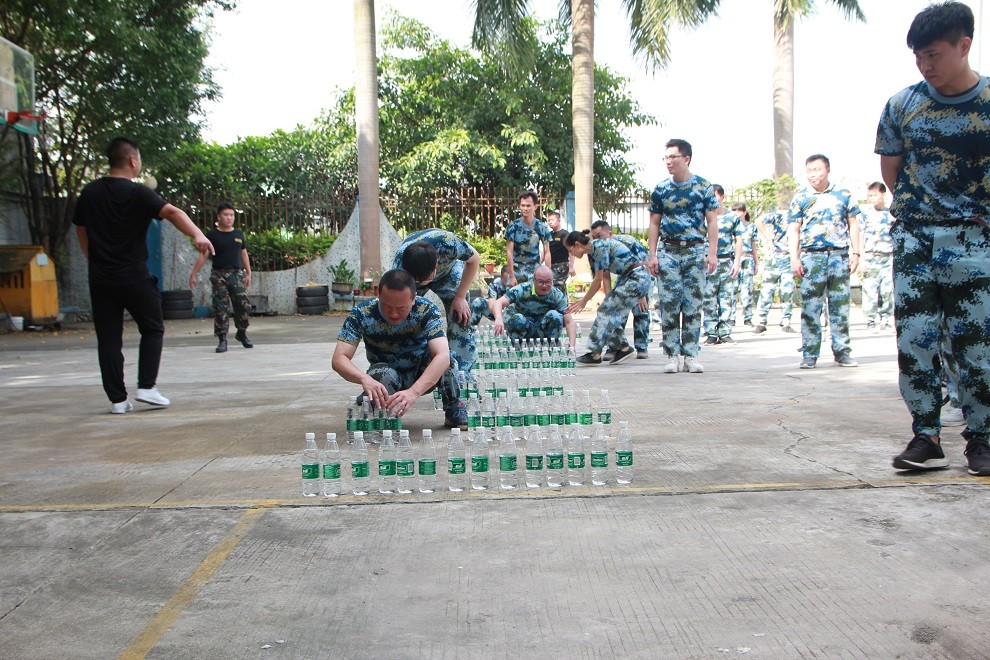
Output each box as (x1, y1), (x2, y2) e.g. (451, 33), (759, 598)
(470, 427), (490, 490)
(508, 390), (525, 440)
(447, 428), (467, 492)
(378, 430), (397, 494)
(396, 429), (415, 493)
(432, 374), (444, 410)
(351, 431), (371, 495)
(536, 391), (551, 436)
(497, 426), (518, 490)
(524, 424), (544, 489)
(346, 396), (359, 444)
(301, 432), (320, 497)
(322, 432), (342, 497)
(467, 393), (482, 431)
(590, 422), (609, 486)
(361, 399), (378, 445)
(566, 423), (586, 486)
(579, 389), (595, 428)
(545, 424), (565, 488)
(564, 389), (578, 426)
(598, 389), (613, 439)
(615, 421), (633, 484)
(419, 429), (438, 493)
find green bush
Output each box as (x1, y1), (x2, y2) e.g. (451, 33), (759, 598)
(245, 228), (337, 271)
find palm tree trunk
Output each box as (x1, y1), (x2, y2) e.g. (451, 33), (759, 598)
(571, 0), (594, 233)
(772, 15), (794, 179)
(354, 0), (381, 279)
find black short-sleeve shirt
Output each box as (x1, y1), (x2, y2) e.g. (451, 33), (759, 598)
(207, 228), (247, 269)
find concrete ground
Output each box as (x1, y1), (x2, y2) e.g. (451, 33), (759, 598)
(0, 308), (987, 659)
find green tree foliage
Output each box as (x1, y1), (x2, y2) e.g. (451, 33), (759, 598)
(0, 0), (232, 269)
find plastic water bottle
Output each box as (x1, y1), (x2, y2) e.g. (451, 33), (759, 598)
(566, 423), (586, 486)
(346, 396), (359, 444)
(590, 422), (609, 486)
(470, 427), (490, 490)
(467, 393), (481, 431)
(419, 429), (437, 493)
(524, 424), (544, 489)
(350, 431), (371, 495)
(301, 432), (320, 497)
(322, 432), (342, 497)
(396, 429), (415, 493)
(598, 389), (613, 439)
(615, 421), (633, 484)
(579, 389), (595, 428)
(378, 430), (397, 493)
(447, 428), (467, 491)
(564, 389), (578, 426)
(432, 378), (444, 410)
(498, 426), (518, 490)
(545, 424), (565, 488)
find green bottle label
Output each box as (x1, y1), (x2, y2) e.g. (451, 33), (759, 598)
(567, 452), (585, 469)
(616, 451), (633, 467)
(391, 418), (402, 431)
(542, 386), (553, 396)
(448, 457), (466, 474)
(591, 451), (607, 468)
(496, 415), (508, 426)
(351, 461), (370, 478)
(373, 417), (386, 431)
(499, 455), (518, 471)
(509, 414), (524, 427)
(597, 411), (612, 425)
(525, 454), (544, 470)
(524, 414), (537, 426)
(323, 462), (341, 479)
(546, 453), (565, 470)
(358, 419), (370, 432)
(346, 419), (358, 431)
(537, 414), (550, 426)
(419, 459), (437, 476)
(433, 389), (442, 400)
(566, 412), (578, 425)
(472, 455), (490, 473)
(396, 460), (414, 477)
(483, 414), (496, 428)
(468, 415), (481, 428)
(552, 413), (567, 425)
(378, 460), (396, 476)
(301, 463), (319, 479)
(579, 413), (593, 425)
(529, 387), (540, 397)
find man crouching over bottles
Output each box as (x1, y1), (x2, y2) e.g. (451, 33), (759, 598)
(332, 268), (467, 429)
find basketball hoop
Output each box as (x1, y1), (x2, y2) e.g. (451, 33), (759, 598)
(5, 110), (44, 124)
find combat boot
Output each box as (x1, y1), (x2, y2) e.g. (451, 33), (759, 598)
(216, 334), (228, 353)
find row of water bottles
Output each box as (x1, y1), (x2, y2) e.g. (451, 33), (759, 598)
(300, 420), (633, 497)
(474, 327), (582, 377)
(344, 396), (401, 444)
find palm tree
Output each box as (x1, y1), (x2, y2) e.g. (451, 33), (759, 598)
(354, 0), (381, 277)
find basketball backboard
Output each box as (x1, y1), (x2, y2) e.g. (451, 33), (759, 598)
(0, 36), (37, 135)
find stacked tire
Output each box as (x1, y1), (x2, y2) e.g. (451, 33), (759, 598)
(162, 289), (194, 320)
(296, 285), (329, 315)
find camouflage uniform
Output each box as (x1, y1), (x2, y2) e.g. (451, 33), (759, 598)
(205, 228), (251, 338)
(500, 282), (569, 342)
(703, 210), (742, 340)
(338, 296), (463, 423)
(755, 210), (795, 327)
(610, 234), (651, 352)
(585, 239), (651, 352)
(504, 217), (552, 284)
(859, 205), (895, 326)
(788, 184), (861, 360)
(736, 220), (759, 324)
(649, 175), (720, 358)
(876, 76), (990, 444)
(392, 229), (483, 374)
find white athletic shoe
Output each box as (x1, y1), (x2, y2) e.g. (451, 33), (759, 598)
(684, 357), (704, 373)
(941, 404), (965, 427)
(110, 400), (133, 414)
(663, 357), (680, 374)
(135, 387), (171, 407)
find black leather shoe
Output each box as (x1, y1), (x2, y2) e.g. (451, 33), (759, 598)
(235, 330), (253, 348)
(216, 335), (228, 353)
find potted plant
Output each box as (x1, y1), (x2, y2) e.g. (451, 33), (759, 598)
(368, 268), (385, 296)
(328, 259), (357, 297)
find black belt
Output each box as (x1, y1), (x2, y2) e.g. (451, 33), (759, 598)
(802, 247), (847, 253)
(662, 238), (703, 247)
(716, 253), (734, 258)
(619, 264), (644, 278)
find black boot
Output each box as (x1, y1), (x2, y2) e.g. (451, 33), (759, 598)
(216, 334), (227, 353)
(235, 329), (253, 348)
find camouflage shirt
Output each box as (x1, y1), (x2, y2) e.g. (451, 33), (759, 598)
(504, 217), (552, 271)
(788, 184), (861, 250)
(859, 206), (895, 255)
(338, 297), (445, 370)
(648, 175), (720, 242)
(392, 229), (476, 285)
(759, 210), (789, 253)
(740, 221), (758, 257)
(487, 278), (509, 299)
(590, 238), (641, 275)
(875, 76), (990, 223)
(502, 282), (568, 319)
(715, 211), (742, 255)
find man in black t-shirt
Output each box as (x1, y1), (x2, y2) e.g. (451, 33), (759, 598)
(189, 203), (254, 353)
(547, 210), (574, 296)
(74, 137), (214, 414)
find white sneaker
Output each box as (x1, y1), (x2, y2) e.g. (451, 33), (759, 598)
(135, 387), (171, 407)
(663, 357), (680, 374)
(941, 404), (965, 427)
(684, 357), (704, 373)
(110, 400), (133, 414)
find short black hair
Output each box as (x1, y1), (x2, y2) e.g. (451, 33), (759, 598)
(731, 202), (750, 222)
(665, 138), (692, 159)
(546, 210), (561, 220)
(379, 269), (418, 297)
(564, 229), (591, 248)
(806, 153), (830, 169)
(907, 1), (974, 51)
(500, 265), (510, 275)
(712, 184), (725, 197)
(868, 181), (887, 193)
(216, 202), (235, 215)
(106, 137), (139, 168)
(590, 220), (611, 231)
(519, 191), (539, 206)
(400, 241), (439, 281)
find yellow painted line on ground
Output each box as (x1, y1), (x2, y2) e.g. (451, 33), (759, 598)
(119, 506), (268, 660)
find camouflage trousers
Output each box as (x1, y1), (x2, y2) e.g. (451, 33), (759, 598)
(368, 352), (464, 423)
(506, 310), (564, 342)
(424, 259), (484, 374)
(736, 256), (756, 323)
(513, 262), (538, 285)
(587, 267), (651, 352)
(893, 222), (990, 441)
(210, 269), (250, 337)
(861, 253), (894, 323)
(551, 262), (570, 297)
(798, 251), (852, 360)
(657, 245), (706, 357)
(703, 256), (738, 339)
(614, 304), (650, 351)
(756, 252), (794, 325)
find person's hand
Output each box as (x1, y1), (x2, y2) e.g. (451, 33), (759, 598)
(362, 376), (390, 408)
(493, 318), (505, 336)
(567, 300), (586, 314)
(245, 272), (252, 287)
(730, 263), (740, 278)
(792, 258), (805, 278)
(196, 235), (215, 256)
(188, 275), (196, 289)
(646, 256), (659, 276)
(450, 296), (470, 325)
(638, 297), (649, 312)
(849, 254), (860, 274)
(508, 274), (518, 287)
(704, 254), (718, 275)
(386, 389), (418, 417)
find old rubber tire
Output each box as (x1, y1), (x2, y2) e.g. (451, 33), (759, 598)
(296, 295), (329, 307)
(297, 303), (328, 315)
(163, 299), (194, 311)
(296, 285), (329, 297)
(162, 289), (193, 301)
(163, 308), (195, 320)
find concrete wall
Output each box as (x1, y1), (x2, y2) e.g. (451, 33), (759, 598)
(0, 199), (31, 245)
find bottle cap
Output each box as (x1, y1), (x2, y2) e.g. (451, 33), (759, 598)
(423, 429), (432, 437)
(326, 432), (336, 440)
(305, 432), (315, 440)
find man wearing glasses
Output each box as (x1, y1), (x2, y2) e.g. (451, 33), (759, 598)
(488, 265), (577, 348)
(646, 139), (720, 374)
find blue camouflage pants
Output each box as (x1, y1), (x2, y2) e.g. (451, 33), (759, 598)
(424, 259), (483, 374)
(210, 269), (251, 337)
(893, 222), (990, 441)
(756, 252), (794, 326)
(506, 310), (564, 342)
(736, 256), (756, 323)
(614, 304), (650, 351)
(367, 352), (464, 423)
(658, 245), (706, 358)
(798, 251), (852, 360)
(587, 267), (651, 353)
(861, 253), (894, 323)
(703, 256), (738, 339)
